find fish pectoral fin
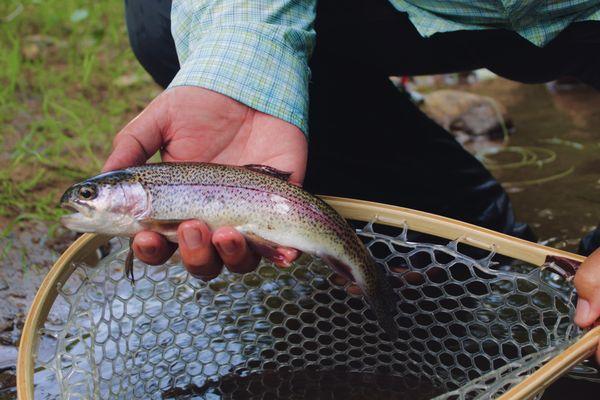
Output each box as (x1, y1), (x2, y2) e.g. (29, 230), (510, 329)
(242, 164), (292, 181)
(244, 232), (296, 267)
(139, 219), (181, 242)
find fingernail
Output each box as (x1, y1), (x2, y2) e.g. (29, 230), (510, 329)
(219, 240), (237, 256)
(139, 245), (157, 258)
(575, 299), (590, 325)
(274, 255), (291, 268)
(182, 228), (203, 249)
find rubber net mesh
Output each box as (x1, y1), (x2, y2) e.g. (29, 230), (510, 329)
(33, 221), (600, 399)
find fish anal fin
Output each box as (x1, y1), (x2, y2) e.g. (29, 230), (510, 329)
(244, 232), (295, 267)
(243, 164), (292, 181)
(325, 256), (400, 341)
(323, 256), (355, 282)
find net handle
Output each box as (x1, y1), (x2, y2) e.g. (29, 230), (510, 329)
(17, 197), (586, 399)
(498, 325), (600, 400)
(322, 196), (585, 269)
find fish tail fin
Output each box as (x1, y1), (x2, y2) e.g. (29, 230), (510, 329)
(364, 259), (399, 341)
(324, 255), (399, 340)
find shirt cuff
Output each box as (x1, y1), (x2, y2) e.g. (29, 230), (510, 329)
(168, 24), (311, 135)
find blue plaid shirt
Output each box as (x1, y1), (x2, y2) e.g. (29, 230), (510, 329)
(168, 0), (600, 135)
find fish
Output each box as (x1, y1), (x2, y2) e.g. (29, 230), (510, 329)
(60, 162), (399, 339)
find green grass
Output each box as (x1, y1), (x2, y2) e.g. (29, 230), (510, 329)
(0, 0), (159, 232)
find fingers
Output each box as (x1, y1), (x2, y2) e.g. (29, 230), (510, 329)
(211, 228), (301, 272)
(597, 343), (600, 365)
(574, 248), (600, 327)
(244, 239), (300, 268)
(103, 96), (167, 172)
(212, 227), (261, 274)
(178, 221), (223, 281)
(135, 220), (303, 281)
(132, 231), (177, 266)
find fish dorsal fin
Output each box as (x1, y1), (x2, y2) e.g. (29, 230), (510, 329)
(243, 164), (292, 181)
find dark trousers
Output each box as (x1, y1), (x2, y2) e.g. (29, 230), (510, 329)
(124, 0), (600, 246)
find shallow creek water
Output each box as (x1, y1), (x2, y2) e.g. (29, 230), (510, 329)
(465, 80), (600, 252)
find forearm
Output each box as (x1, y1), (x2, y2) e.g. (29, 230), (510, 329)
(169, 0), (316, 135)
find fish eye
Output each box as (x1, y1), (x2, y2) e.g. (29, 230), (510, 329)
(78, 184), (97, 200)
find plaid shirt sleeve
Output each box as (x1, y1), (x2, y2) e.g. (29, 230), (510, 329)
(168, 0), (316, 135)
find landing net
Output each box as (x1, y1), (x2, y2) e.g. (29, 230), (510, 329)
(33, 221), (600, 399)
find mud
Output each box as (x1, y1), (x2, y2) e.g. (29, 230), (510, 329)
(0, 222), (77, 397)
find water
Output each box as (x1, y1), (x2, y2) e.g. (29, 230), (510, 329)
(464, 80), (600, 251)
(161, 370), (439, 400)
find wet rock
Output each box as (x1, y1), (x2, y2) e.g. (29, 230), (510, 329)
(0, 370), (16, 391)
(0, 346), (17, 371)
(0, 345), (18, 395)
(547, 84), (600, 131)
(420, 90), (514, 148)
(537, 208), (555, 220)
(0, 334), (16, 347)
(0, 320), (12, 335)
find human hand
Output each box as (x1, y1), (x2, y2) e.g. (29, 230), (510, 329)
(103, 86), (308, 279)
(573, 247), (600, 363)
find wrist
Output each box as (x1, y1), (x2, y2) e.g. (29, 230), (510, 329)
(168, 24), (311, 136)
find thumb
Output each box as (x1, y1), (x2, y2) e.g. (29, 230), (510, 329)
(103, 95), (167, 172)
(574, 248), (600, 327)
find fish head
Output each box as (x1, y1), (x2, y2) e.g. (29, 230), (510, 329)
(60, 170), (150, 236)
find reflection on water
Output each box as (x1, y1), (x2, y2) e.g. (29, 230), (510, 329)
(466, 81), (600, 251)
(161, 370), (439, 400)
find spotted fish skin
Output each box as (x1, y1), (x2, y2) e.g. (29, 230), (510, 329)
(60, 162), (399, 339)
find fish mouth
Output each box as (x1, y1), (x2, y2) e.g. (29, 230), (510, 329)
(61, 203), (79, 213)
(60, 202), (94, 228)
(61, 201), (93, 215)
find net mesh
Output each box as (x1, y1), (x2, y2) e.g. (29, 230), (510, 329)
(33, 221), (600, 399)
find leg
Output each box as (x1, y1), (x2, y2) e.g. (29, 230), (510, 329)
(304, 0), (535, 239)
(124, 0), (179, 88)
(316, 0), (600, 85)
(473, 22), (600, 89)
(304, 64), (532, 239)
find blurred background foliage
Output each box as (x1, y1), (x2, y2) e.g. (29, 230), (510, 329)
(0, 0), (159, 233)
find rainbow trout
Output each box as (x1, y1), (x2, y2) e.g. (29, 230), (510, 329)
(60, 162), (399, 338)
